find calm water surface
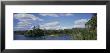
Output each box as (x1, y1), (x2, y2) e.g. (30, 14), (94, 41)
(14, 34), (73, 40)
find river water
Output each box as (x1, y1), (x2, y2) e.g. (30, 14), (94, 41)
(14, 34), (73, 40)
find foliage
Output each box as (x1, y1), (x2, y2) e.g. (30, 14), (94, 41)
(86, 14), (97, 30)
(24, 25), (44, 37)
(71, 29), (97, 40)
(71, 14), (97, 40)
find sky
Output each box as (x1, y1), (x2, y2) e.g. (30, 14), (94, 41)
(13, 13), (95, 31)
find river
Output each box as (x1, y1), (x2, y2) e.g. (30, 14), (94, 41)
(14, 34), (73, 40)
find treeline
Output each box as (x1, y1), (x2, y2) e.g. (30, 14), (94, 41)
(24, 26), (75, 37)
(14, 27), (80, 36)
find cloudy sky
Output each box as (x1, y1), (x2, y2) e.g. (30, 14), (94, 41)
(13, 13), (94, 31)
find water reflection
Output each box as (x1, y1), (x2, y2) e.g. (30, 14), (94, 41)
(14, 34), (73, 40)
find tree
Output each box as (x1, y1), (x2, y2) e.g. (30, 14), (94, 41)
(25, 25), (45, 37)
(85, 13), (97, 30)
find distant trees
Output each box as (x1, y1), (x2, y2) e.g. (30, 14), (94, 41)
(24, 25), (44, 37)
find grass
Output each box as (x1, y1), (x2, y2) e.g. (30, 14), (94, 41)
(70, 29), (97, 40)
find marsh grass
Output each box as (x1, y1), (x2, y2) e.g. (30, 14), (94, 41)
(70, 29), (97, 40)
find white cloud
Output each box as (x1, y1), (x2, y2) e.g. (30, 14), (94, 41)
(39, 13), (58, 17)
(41, 21), (59, 27)
(39, 13), (73, 17)
(38, 18), (43, 21)
(14, 21), (32, 31)
(14, 27), (30, 31)
(61, 26), (73, 30)
(17, 21), (31, 27)
(14, 13), (43, 21)
(14, 13), (44, 30)
(40, 21), (73, 30)
(73, 19), (89, 28)
(40, 21), (61, 30)
(59, 13), (73, 16)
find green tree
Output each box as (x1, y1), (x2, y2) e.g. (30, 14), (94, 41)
(25, 25), (45, 37)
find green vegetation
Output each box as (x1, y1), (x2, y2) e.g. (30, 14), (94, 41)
(24, 26), (45, 37)
(86, 14), (97, 30)
(71, 14), (97, 40)
(71, 28), (97, 40)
